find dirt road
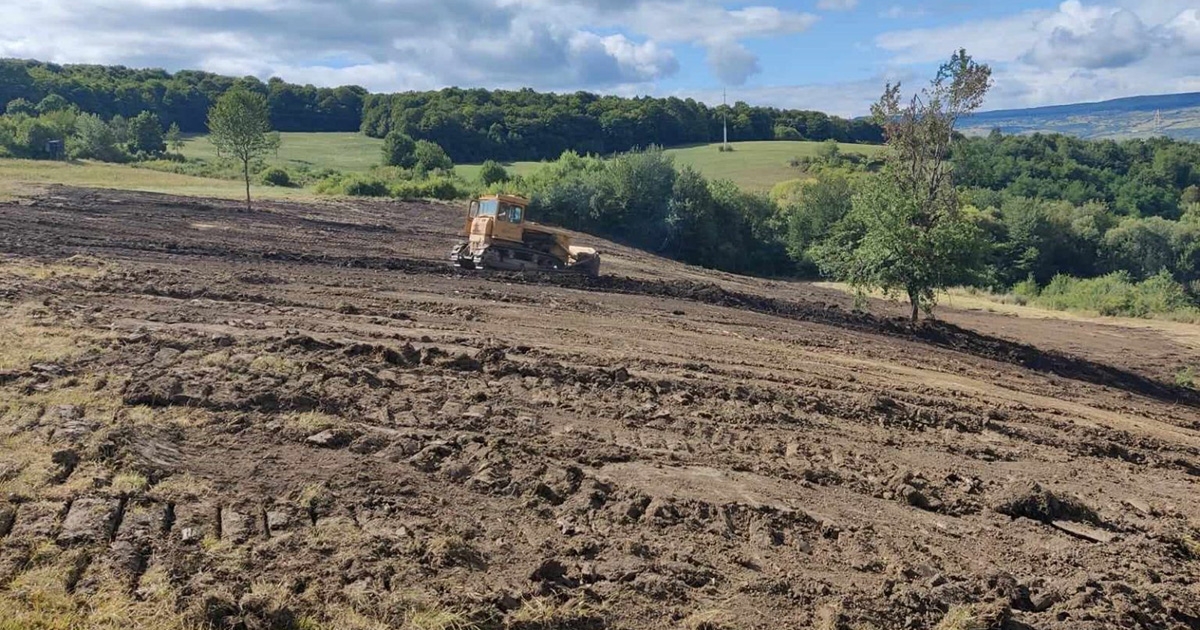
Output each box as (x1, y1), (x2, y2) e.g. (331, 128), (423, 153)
(1, 187), (1198, 629)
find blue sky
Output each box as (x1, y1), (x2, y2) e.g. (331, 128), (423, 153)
(2, 0), (1199, 116)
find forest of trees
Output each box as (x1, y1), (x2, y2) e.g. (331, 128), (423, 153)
(0, 59), (883, 162)
(0, 59), (367, 133)
(359, 89), (883, 162)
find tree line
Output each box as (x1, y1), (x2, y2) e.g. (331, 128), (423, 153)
(0, 58), (883, 163)
(0, 59), (364, 133)
(360, 89), (883, 163)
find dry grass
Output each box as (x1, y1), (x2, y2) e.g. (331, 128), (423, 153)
(0, 557), (192, 630)
(682, 609), (734, 630)
(0, 301), (99, 372)
(284, 411), (346, 436)
(0, 433), (57, 498)
(110, 471), (150, 496)
(506, 597), (604, 629)
(934, 606), (989, 630)
(148, 472), (215, 503)
(815, 281), (1200, 351)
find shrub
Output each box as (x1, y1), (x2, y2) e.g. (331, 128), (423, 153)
(478, 159), (509, 185)
(382, 131), (416, 168)
(774, 125), (802, 140)
(390, 177), (469, 200)
(1176, 367), (1197, 389)
(127, 111), (165, 156)
(414, 139), (453, 172)
(69, 113), (127, 162)
(260, 167), (292, 187)
(1034, 271), (1197, 319)
(717, 144), (735, 153)
(342, 176), (390, 197)
(5, 98), (35, 117)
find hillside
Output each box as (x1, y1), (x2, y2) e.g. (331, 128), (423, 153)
(960, 92), (1200, 140)
(1, 186), (1198, 629)
(175, 134), (875, 192)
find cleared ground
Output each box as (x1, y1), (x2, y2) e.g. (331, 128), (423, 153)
(1, 187), (1198, 630)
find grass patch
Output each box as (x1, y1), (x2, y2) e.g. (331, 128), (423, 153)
(456, 140), (884, 192)
(665, 141), (882, 191)
(506, 597), (604, 629)
(148, 472), (215, 503)
(180, 132), (384, 174)
(0, 158), (316, 202)
(0, 301), (97, 372)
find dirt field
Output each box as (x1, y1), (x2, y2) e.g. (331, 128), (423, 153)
(1, 186), (1198, 630)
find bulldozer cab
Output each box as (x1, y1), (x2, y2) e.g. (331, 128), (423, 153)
(469, 196), (525, 223)
(465, 195), (528, 244)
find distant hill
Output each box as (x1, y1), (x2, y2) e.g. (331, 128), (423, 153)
(960, 92), (1200, 141)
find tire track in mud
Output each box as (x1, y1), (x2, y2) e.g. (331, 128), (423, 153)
(242, 250), (1200, 409)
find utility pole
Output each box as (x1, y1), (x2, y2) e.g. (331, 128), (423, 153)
(722, 88), (729, 150)
(1154, 109), (1163, 136)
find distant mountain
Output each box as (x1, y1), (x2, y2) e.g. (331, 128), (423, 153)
(960, 92), (1200, 141)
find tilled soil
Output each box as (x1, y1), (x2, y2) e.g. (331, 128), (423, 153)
(1, 186), (1198, 629)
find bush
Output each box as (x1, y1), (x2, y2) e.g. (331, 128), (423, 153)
(390, 177), (469, 200)
(342, 176), (390, 197)
(774, 125), (802, 140)
(1177, 367), (1197, 389)
(1034, 271), (1197, 319)
(5, 98), (35, 117)
(69, 113), (127, 162)
(479, 159), (509, 186)
(414, 139), (453, 172)
(382, 131), (416, 168)
(127, 111), (165, 156)
(717, 144), (735, 153)
(260, 167), (292, 187)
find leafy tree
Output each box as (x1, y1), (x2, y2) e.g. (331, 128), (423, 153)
(70, 113), (126, 162)
(414, 139), (453, 172)
(36, 94), (70, 114)
(816, 50), (992, 321)
(478, 159), (509, 185)
(128, 111), (165, 156)
(207, 87), (276, 210)
(774, 125), (802, 140)
(817, 139), (841, 165)
(1102, 217), (1178, 280)
(165, 122), (184, 152)
(382, 130), (416, 168)
(5, 98), (35, 117)
(779, 174), (853, 273)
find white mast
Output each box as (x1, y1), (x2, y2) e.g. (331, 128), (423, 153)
(722, 88), (728, 149)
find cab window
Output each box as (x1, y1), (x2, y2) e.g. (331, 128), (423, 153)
(478, 199), (499, 217)
(498, 202), (524, 223)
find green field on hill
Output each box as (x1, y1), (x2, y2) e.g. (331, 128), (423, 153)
(178, 132), (880, 191)
(180, 132), (384, 174)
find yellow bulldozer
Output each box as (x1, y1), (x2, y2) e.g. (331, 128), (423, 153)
(450, 194), (600, 277)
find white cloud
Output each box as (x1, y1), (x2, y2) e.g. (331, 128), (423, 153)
(1024, 1), (1152, 69)
(705, 39), (762, 86)
(874, 1), (1200, 110)
(0, 0), (813, 92)
(817, 0), (858, 11)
